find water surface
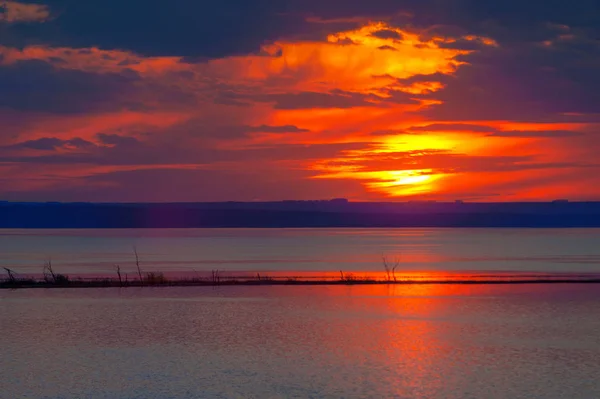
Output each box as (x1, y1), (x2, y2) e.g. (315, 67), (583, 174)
(2, 284), (600, 398)
(1, 228), (600, 278)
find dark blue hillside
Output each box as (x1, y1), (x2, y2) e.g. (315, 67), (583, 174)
(2, 201), (600, 228)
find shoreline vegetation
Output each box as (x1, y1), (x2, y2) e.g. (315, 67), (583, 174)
(3, 279), (600, 290)
(3, 254), (600, 289)
(3, 276), (600, 289)
(3, 269), (600, 289)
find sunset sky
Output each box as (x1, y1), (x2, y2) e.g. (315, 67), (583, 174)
(1, 0), (599, 202)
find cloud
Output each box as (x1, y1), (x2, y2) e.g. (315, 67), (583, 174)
(377, 45), (398, 51)
(409, 123), (498, 133)
(1, 2), (600, 201)
(330, 37), (357, 45)
(1, 0), (598, 59)
(246, 90), (416, 109)
(0, 165), (368, 202)
(0, 1), (308, 58)
(417, 39), (600, 121)
(371, 29), (403, 40)
(368, 129), (406, 136)
(96, 133), (141, 146)
(245, 125), (310, 133)
(489, 130), (583, 138)
(408, 124), (583, 137)
(5, 137), (95, 151)
(311, 146), (598, 198)
(0, 123), (366, 167)
(395, 72), (456, 85)
(0, 59), (140, 113)
(0, 1), (50, 23)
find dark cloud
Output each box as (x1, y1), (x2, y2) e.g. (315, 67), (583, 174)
(2, 0), (598, 59)
(371, 29), (402, 40)
(5, 137), (95, 151)
(331, 37), (357, 45)
(243, 89), (418, 109)
(96, 133), (141, 147)
(213, 90), (254, 107)
(0, 129), (365, 166)
(489, 130), (583, 138)
(377, 45), (398, 51)
(291, 0), (599, 46)
(162, 120), (314, 140)
(368, 129), (406, 136)
(394, 72), (456, 85)
(0, 59), (139, 113)
(408, 124), (583, 137)
(409, 123), (498, 133)
(245, 125), (310, 133)
(0, 166), (365, 202)
(418, 41), (600, 121)
(0, 0), (305, 58)
(335, 149), (595, 174)
(0, 1), (51, 23)
(263, 91), (373, 109)
(436, 38), (495, 51)
(15, 138), (69, 151)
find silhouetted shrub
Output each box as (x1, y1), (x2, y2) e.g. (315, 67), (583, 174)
(54, 274), (70, 285)
(145, 272), (167, 285)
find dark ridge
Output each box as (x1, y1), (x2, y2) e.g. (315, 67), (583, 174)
(2, 201), (600, 228)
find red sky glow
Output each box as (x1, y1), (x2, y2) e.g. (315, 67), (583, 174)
(1, 1), (599, 202)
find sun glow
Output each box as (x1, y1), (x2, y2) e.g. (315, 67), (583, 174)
(7, 15), (584, 201)
(207, 22), (476, 94)
(229, 22), (499, 198)
(367, 170), (439, 195)
(179, 21), (498, 198)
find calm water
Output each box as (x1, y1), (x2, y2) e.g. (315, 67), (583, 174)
(1, 228), (600, 277)
(2, 284), (600, 398)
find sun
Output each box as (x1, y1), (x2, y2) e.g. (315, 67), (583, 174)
(392, 173), (432, 186)
(366, 170), (438, 196)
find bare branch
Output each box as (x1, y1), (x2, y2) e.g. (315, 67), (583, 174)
(382, 255), (391, 282)
(43, 259), (56, 283)
(133, 246), (143, 284)
(3, 267), (16, 283)
(115, 264), (123, 286)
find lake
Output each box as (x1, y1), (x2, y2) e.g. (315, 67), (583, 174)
(2, 284), (600, 398)
(1, 228), (600, 279)
(2, 228), (600, 398)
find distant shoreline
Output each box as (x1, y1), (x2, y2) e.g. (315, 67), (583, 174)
(3, 201), (600, 228)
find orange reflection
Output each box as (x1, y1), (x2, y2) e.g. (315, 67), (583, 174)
(320, 283), (467, 397)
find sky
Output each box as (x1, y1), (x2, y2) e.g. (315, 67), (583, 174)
(1, 0), (599, 202)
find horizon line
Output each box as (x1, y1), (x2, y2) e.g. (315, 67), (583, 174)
(2, 199), (600, 205)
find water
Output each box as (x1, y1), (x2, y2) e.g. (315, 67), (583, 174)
(1, 228), (600, 278)
(2, 284), (600, 398)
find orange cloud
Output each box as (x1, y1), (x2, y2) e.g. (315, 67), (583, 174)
(207, 22), (474, 95)
(12, 111), (190, 143)
(0, 1), (50, 23)
(1, 19), (595, 201)
(0, 45), (188, 76)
